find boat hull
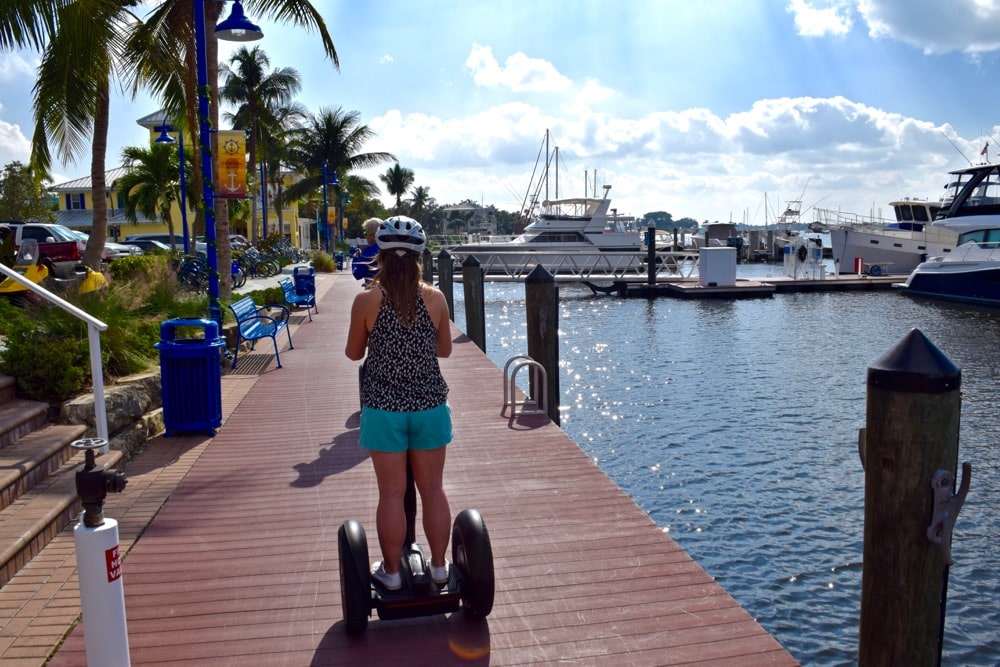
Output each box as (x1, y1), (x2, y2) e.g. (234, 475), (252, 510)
(900, 260), (1000, 307)
(828, 228), (955, 275)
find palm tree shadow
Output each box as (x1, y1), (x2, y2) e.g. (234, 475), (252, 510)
(290, 412), (368, 487)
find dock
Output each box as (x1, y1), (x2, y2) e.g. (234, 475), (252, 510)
(4, 272), (798, 666)
(585, 274), (901, 299)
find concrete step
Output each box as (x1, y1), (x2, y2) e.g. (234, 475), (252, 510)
(0, 396), (49, 450)
(0, 423), (88, 512)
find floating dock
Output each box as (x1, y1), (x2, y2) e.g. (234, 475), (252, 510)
(585, 274), (901, 299)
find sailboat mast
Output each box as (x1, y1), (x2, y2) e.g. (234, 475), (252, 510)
(545, 130), (550, 201)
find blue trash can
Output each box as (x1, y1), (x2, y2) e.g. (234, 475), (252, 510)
(335, 251), (345, 270)
(293, 265), (315, 296)
(155, 318), (225, 437)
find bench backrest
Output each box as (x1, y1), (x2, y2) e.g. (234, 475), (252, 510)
(230, 297), (259, 324)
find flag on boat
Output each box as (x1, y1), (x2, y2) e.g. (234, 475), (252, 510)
(981, 142), (989, 156)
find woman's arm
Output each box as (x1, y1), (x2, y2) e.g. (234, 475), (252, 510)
(345, 290), (376, 360)
(424, 287), (453, 358)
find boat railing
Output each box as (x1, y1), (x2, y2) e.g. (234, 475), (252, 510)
(446, 248), (701, 281)
(0, 263), (109, 448)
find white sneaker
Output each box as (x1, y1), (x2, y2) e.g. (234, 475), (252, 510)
(430, 561), (449, 585)
(371, 562), (401, 591)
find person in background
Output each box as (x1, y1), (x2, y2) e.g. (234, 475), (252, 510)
(344, 216), (453, 591)
(352, 217), (382, 287)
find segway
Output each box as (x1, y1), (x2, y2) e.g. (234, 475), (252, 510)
(338, 460), (494, 635)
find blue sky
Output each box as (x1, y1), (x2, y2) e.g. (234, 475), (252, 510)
(2, 0), (1000, 225)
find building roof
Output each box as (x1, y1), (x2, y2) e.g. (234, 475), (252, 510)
(51, 166), (131, 192)
(56, 209), (157, 229)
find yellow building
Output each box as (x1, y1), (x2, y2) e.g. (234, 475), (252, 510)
(51, 111), (314, 249)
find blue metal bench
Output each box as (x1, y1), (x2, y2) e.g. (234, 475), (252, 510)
(228, 295), (293, 369)
(279, 277), (317, 321)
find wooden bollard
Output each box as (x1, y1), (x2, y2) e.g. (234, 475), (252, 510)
(461, 255), (486, 352)
(525, 264), (560, 425)
(437, 249), (454, 320)
(858, 328), (965, 666)
(646, 224), (656, 286)
(421, 247), (434, 284)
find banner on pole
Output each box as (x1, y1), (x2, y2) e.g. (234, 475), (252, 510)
(216, 131), (248, 199)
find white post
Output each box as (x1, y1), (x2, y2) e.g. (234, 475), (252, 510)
(74, 516), (130, 666)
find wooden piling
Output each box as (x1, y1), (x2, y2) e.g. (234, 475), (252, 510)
(647, 223), (656, 286)
(858, 328), (962, 666)
(461, 255), (486, 352)
(421, 247), (434, 284)
(525, 264), (560, 425)
(437, 249), (454, 320)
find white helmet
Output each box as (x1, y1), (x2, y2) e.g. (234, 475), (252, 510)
(376, 216), (426, 256)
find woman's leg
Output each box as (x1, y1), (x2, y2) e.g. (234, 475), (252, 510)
(410, 447), (451, 567)
(369, 450), (408, 573)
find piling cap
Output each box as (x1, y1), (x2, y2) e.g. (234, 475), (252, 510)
(867, 328), (960, 394)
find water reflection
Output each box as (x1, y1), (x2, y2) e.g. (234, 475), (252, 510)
(453, 277), (999, 665)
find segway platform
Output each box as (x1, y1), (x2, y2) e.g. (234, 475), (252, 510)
(338, 508), (494, 634)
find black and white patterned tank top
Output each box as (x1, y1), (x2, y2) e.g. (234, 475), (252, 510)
(360, 289), (449, 412)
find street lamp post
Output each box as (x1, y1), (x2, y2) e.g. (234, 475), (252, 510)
(260, 162), (268, 239)
(194, 0), (262, 326)
(321, 162), (330, 253)
(338, 190), (350, 246)
(155, 125), (190, 254)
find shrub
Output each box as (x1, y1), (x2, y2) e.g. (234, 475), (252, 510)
(0, 255), (213, 402)
(312, 251), (336, 273)
(1, 320), (88, 401)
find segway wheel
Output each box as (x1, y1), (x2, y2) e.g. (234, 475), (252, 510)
(338, 520), (372, 634)
(452, 509), (494, 618)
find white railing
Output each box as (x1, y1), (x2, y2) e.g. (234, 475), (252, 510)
(446, 248), (701, 281)
(0, 265), (109, 447)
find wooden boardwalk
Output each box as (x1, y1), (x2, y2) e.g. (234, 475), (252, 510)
(21, 272), (796, 665)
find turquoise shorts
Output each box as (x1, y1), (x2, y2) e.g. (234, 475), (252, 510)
(359, 403), (452, 453)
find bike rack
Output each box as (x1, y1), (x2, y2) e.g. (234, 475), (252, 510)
(503, 354), (547, 417)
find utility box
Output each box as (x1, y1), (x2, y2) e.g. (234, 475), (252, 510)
(155, 318), (225, 437)
(698, 247), (737, 287)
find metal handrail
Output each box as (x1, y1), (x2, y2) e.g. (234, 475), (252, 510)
(503, 354), (547, 416)
(0, 264), (109, 448)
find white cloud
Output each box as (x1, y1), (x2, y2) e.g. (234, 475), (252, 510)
(0, 52), (37, 82)
(869, 0), (1000, 53)
(465, 44), (573, 94)
(787, 0), (853, 37)
(0, 120), (32, 167)
(362, 84), (984, 223)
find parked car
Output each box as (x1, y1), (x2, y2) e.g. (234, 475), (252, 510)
(0, 222), (86, 277)
(124, 233), (181, 248)
(123, 239), (172, 255)
(69, 230), (143, 261)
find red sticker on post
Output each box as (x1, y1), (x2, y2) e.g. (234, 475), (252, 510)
(105, 545), (122, 582)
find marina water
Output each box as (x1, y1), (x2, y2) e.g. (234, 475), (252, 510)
(451, 263), (999, 666)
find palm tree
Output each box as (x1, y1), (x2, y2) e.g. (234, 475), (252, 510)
(406, 185), (434, 223)
(381, 163), (415, 213)
(283, 107), (395, 217)
(117, 143), (182, 250)
(2, 1), (144, 271)
(220, 45), (301, 245)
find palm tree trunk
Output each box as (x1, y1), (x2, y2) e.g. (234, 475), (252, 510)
(85, 81), (110, 270)
(206, 3), (231, 299)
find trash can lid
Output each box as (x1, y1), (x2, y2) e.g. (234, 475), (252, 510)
(160, 317), (220, 341)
